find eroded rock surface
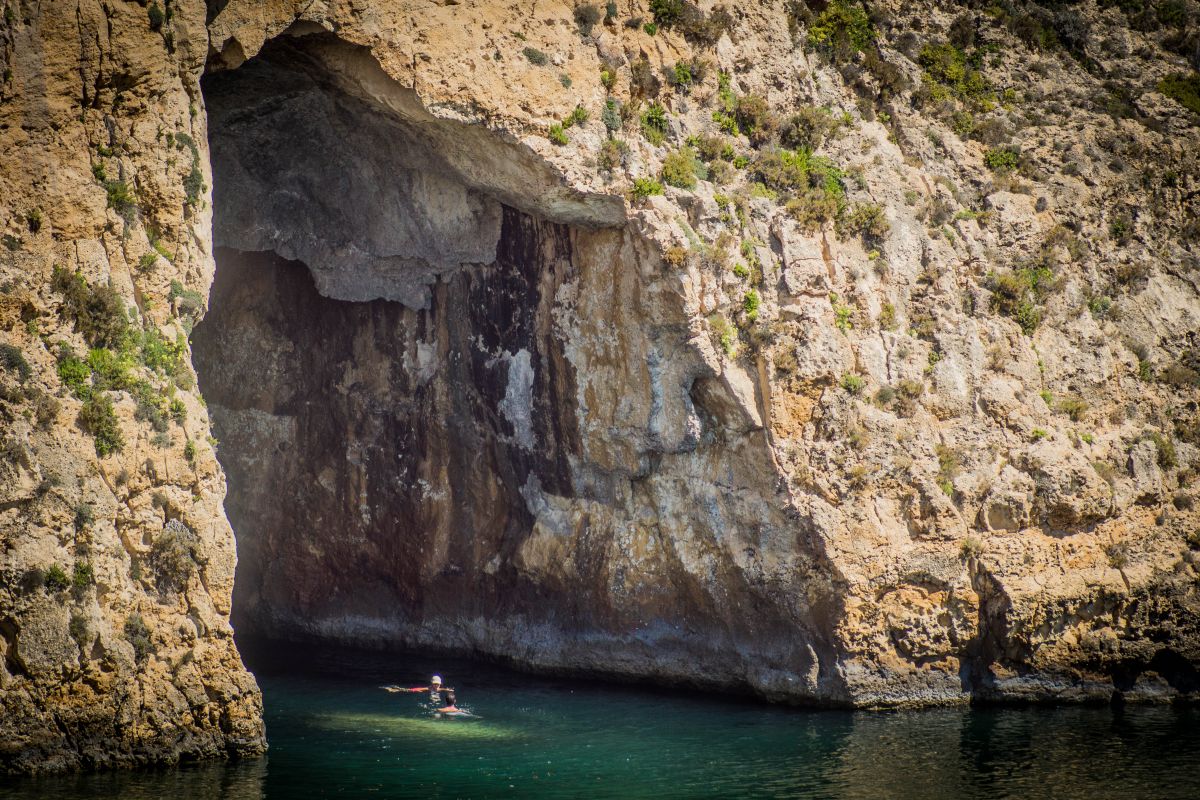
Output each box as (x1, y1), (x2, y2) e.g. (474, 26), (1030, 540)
(3, 0), (1200, 775)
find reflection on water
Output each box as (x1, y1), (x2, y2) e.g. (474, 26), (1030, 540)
(4, 639), (1199, 799)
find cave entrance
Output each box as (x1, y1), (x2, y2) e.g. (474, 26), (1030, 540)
(194, 30), (589, 643)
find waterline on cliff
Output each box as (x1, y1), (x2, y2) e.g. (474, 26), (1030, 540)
(5, 640), (1199, 799)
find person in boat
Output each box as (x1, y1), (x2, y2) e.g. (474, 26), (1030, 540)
(386, 674), (458, 712)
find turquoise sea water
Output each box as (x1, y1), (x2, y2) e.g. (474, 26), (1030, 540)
(5, 640), (1200, 799)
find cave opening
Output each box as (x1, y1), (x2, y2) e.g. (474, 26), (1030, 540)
(194, 29), (593, 646)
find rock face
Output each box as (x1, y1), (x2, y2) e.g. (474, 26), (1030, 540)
(0, 0), (263, 775)
(4, 0), (1200, 775)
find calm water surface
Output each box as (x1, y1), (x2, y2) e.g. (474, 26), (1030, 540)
(5, 639), (1200, 799)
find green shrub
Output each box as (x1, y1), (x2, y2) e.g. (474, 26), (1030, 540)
(644, 21), (658, 35)
(752, 148), (844, 198)
(640, 102), (669, 145)
(670, 61), (693, 89)
(147, 2), (164, 31)
(563, 104), (589, 127)
(56, 348), (91, 399)
(831, 295), (854, 332)
(574, 3), (602, 36)
(522, 46), (548, 66)
(26, 208), (43, 233)
(151, 519), (201, 595)
(44, 564), (70, 591)
(918, 41), (993, 109)
(1109, 214), (1132, 243)
(87, 347), (134, 391)
(984, 146), (1020, 173)
(661, 146), (704, 189)
(1159, 72), (1200, 114)
(598, 138), (629, 171)
(785, 188), (841, 232)
(710, 314), (736, 356)
(104, 180), (137, 221)
(168, 279), (206, 323)
(1146, 430), (1177, 468)
(780, 106), (846, 150)
(936, 444), (961, 484)
(72, 561), (94, 589)
(184, 438), (197, 463)
(632, 176), (664, 198)
(1057, 396), (1088, 422)
(988, 269), (1045, 334)
(140, 328), (184, 377)
(649, 0), (683, 26)
(124, 614), (155, 662)
(743, 289), (761, 323)
(74, 502), (94, 529)
(602, 98), (621, 131)
(69, 612), (91, 649)
(51, 266), (129, 349)
(841, 373), (865, 394)
(79, 394), (123, 457)
(734, 94), (776, 146)
(548, 123), (568, 145)
(134, 388), (169, 433)
(960, 536), (984, 560)
(808, 0), (874, 61)
(0, 343), (31, 382)
(837, 202), (889, 240)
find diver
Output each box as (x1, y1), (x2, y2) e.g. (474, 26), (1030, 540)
(384, 674), (459, 712)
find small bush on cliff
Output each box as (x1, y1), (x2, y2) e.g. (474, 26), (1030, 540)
(959, 537), (984, 560)
(150, 519), (202, 596)
(124, 614), (155, 662)
(640, 102), (669, 145)
(547, 123), (568, 145)
(56, 347), (91, 399)
(0, 343), (31, 383)
(44, 565), (70, 592)
(808, 0), (874, 61)
(780, 106), (847, 151)
(649, 0), (683, 26)
(988, 258), (1056, 335)
(984, 146), (1020, 173)
(104, 180), (137, 221)
(734, 94), (777, 147)
(72, 561), (94, 590)
(918, 41), (993, 110)
(661, 146), (705, 189)
(841, 373), (865, 395)
(837, 202), (889, 241)
(78, 394), (123, 457)
(522, 46), (548, 66)
(574, 3), (602, 36)
(1159, 72), (1200, 115)
(69, 612), (91, 649)
(51, 266), (129, 349)
(631, 176), (664, 198)
(742, 289), (761, 323)
(147, 2), (164, 31)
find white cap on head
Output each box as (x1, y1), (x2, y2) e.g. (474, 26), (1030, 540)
(431, 675), (442, 684)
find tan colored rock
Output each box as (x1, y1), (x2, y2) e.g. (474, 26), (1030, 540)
(4, 0), (1200, 776)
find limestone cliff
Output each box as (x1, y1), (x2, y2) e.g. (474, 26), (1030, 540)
(0, 0), (262, 774)
(3, 0), (1200, 775)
